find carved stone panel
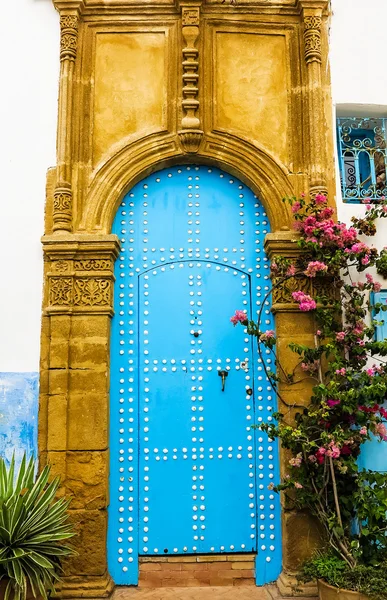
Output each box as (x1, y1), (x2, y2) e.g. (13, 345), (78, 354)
(92, 30), (171, 166)
(212, 29), (291, 167)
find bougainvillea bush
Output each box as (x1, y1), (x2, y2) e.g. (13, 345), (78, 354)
(231, 194), (387, 591)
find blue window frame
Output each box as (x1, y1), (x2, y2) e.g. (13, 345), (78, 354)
(359, 290), (387, 473)
(337, 117), (387, 202)
(373, 290), (387, 341)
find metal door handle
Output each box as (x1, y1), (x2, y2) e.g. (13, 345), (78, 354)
(218, 370), (228, 392)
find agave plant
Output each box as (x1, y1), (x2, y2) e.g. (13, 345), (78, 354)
(0, 455), (75, 600)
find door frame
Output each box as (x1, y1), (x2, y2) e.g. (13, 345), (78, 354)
(40, 151), (332, 598)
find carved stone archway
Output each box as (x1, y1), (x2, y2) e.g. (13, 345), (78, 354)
(40, 0), (334, 597)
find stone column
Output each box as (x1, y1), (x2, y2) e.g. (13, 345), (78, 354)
(52, 7), (80, 232)
(300, 1), (329, 200)
(40, 234), (120, 599)
(265, 232), (322, 597)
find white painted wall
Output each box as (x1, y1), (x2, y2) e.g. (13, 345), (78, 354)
(0, 0), (59, 372)
(330, 0), (387, 255)
(1, 0), (386, 372)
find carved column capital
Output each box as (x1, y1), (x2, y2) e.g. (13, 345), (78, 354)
(43, 235), (120, 316)
(59, 13), (79, 62)
(53, 183), (72, 232)
(303, 14), (322, 65)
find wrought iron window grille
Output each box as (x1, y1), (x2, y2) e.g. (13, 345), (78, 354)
(337, 117), (387, 202)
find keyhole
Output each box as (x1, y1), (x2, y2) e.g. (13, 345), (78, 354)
(164, 548), (168, 553)
(193, 332), (199, 337)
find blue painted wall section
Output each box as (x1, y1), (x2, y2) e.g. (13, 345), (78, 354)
(108, 165), (282, 586)
(0, 372), (38, 463)
(360, 291), (387, 473)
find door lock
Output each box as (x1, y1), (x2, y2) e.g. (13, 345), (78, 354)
(218, 370), (228, 392)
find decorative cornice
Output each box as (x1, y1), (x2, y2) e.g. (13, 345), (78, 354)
(53, 0), (85, 11)
(264, 231), (302, 260)
(264, 232), (336, 312)
(43, 235), (120, 315)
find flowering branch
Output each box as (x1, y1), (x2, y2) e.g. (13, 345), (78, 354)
(231, 192), (387, 569)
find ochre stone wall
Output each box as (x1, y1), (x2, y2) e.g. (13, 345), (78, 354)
(41, 0), (333, 596)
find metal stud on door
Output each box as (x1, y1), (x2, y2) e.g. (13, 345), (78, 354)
(108, 166), (281, 586)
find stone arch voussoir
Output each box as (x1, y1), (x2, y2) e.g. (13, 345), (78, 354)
(81, 131), (296, 235)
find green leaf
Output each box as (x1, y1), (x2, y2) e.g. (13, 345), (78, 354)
(29, 552), (55, 570)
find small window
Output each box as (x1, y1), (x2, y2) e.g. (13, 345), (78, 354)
(337, 117), (387, 202)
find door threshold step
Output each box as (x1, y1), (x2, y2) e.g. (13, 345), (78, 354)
(112, 584), (306, 600)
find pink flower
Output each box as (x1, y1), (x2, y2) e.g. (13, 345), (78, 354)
(351, 242), (370, 255)
(382, 205), (387, 213)
(375, 422), (387, 441)
(294, 482), (303, 489)
(260, 330), (275, 342)
(270, 262), (278, 273)
(362, 256), (370, 265)
(321, 207), (334, 219)
(380, 407), (387, 419)
(316, 448), (326, 464)
(230, 310), (247, 326)
(292, 202), (301, 213)
(289, 453), (302, 468)
(366, 204), (372, 211)
(308, 455), (317, 463)
(336, 332), (346, 342)
(315, 193), (327, 205)
(316, 330), (322, 336)
(366, 273), (374, 284)
(336, 368), (346, 376)
(362, 198), (371, 204)
(374, 282), (382, 292)
(292, 291), (317, 312)
(366, 368), (375, 377)
(359, 427), (368, 436)
(304, 261), (328, 278)
(286, 265), (297, 276)
(326, 442), (341, 459)
(327, 399), (340, 408)
(301, 361), (319, 373)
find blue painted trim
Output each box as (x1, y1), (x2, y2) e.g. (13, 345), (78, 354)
(371, 290), (387, 342)
(0, 372), (39, 464)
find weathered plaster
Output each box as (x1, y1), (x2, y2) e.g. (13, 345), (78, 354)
(0, 373), (38, 463)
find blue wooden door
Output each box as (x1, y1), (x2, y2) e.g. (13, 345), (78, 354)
(108, 166), (281, 585)
(138, 263), (256, 555)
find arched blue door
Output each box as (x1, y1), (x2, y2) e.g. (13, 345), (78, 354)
(108, 165), (281, 585)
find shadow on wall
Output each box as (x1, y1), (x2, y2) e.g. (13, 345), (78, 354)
(0, 373), (38, 464)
